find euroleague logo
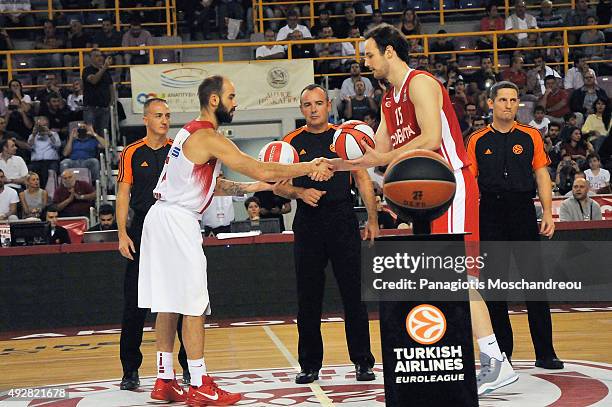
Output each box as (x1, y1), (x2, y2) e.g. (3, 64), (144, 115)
(513, 144), (524, 155)
(406, 304), (446, 345)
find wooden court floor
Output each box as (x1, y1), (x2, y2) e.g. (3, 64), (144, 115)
(2, 310), (611, 390)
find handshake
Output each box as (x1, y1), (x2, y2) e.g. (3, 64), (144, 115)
(307, 157), (335, 181)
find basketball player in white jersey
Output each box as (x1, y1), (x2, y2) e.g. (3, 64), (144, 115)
(138, 75), (333, 406)
(335, 23), (518, 395)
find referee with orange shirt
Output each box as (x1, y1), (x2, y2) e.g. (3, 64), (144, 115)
(466, 81), (563, 370)
(116, 98), (188, 389)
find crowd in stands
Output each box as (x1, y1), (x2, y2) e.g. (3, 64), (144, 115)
(1, 0), (611, 230)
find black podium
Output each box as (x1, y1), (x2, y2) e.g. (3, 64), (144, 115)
(375, 233), (478, 407)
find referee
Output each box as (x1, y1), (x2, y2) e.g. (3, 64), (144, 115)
(117, 98), (188, 389)
(275, 84), (378, 384)
(466, 81), (563, 369)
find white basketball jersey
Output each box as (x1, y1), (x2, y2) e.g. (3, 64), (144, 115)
(153, 120), (221, 215)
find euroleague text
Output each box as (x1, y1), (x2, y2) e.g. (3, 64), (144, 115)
(372, 253), (486, 274)
(394, 346), (465, 384)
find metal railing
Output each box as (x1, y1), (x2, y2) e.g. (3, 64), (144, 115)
(1, 24), (610, 87)
(0, 0), (177, 36)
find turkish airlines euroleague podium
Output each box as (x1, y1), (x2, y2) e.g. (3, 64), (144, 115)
(369, 232), (478, 407)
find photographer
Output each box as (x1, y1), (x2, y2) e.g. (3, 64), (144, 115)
(60, 122), (107, 182)
(555, 156), (581, 196)
(27, 116), (61, 190)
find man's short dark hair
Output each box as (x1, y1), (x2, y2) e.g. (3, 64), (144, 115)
(572, 51), (585, 65)
(544, 75), (557, 83)
(48, 92), (61, 101)
(534, 105), (546, 113)
(129, 16), (142, 26)
(364, 23), (411, 65)
(587, 153), (601, 161)
(45, 204), (59, 214)
(300, 84), (329, 101)
(485, 2), (498, 12)
(548, 122), (561, 130)
(287, 9), (299, 18)
(244, 196), (261, 209)
(144, 97), (167, 114)
(99, 204), (114, 216)
(564, 112), (577, 122)
(320, 9), (331, 16)
(488, 81), (519, 99)
(198, 75), (225, 109)
(102, 17), (113, 24)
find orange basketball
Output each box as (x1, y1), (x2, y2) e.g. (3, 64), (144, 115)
(383, 149), (456, 222)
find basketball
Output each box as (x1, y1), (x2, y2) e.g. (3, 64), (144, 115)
(333, 120), (375, 160)
(258, 141), (299, 164)
(383, 149), (456, 222)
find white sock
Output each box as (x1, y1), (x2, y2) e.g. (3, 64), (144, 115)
(188, 358), (207, 387)
(157, 351), (175, 379)
(477, 334), (504, 361)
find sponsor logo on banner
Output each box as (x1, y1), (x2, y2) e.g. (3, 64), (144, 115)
(394, 305), (465, 384)
(130, 61), (313, 113)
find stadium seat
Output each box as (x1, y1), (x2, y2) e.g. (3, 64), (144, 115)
(380, 0), (404, 12)
(458, 0), (484, 8)
(152, 36), (182, 64)
(71, 168), (92, 185)
(405, 0), (432, 11)
(457, 55), (481, 74)
(454, 36), (477, 51)
(432, 0), (457, 10)
(11, 54), (32, 70)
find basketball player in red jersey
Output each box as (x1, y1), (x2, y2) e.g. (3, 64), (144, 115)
(339, 23), (518, 395)
(138, 75), (333, 406)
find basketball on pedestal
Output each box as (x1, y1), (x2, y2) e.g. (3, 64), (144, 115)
(258, 141), (299, 164)
(383, 149), (456, 224)
(333, 120), (375, 160)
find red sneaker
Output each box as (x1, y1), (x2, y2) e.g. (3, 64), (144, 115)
(151, 377), (187, 402)
(186, 375), (241, 406)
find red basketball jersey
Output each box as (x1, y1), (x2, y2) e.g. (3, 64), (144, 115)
(381, 69), (470, 171)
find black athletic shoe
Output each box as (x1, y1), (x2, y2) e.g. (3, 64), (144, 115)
(535, 357), (564, 369)
(120, 371), (140, 390)
(355, 364), (376, 381)
(295, 369), (319, 384)
(182, 370), (191, 386)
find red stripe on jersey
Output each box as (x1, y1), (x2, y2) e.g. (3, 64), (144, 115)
(192, 159), (217, 213)
(184, 120), (214, 134)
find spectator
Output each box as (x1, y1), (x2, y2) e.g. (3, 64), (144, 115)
(560, 112), (579, 142)
(555, 156), (581, 195)
(35, 73), (69, 104)
(217, 0), (244, 39)
(396, 8), (421, 36)
(289, 30), (315, 59)
(27, 116), (61, 189)
(559, 178), (602, 221)
(529, 105), (551, 136)
(45, 204), (71, 244)
(0, 138), (28, 191)
(462, 115), (487, 142)
(253, 191), (290, 232)
(53, 169), (95, 217)
(244, 196), (261, 221)
(340, 26), (365, 63)
(536, 0), (563, 31)
(256, 29), (285, 60)
(540, 75), (570, 122)
(504, 0), (538, 48)
(340, 61), (373, 99)
(564, 0), (595, 42)
(0, 169), (19, 221)
(562, 127), (594, 164)
(314, 26), (342, 80)
(526, 53), (561, 98)
(61, 122), (107, 182)
(564, 52), (597, 92)
(473, 55), (498, 91)
(0, 28), (14, 53)
(310, 9), (331, 38)
(88, 203), (117, 231)
(344, 78), (377, 121)
(83, 48), (114, 138)
(429, 30), (455, 64)
(579, 16), (605, 59)
(375, 195), (395, 229)
(544, 34), (564, 64)
(545, 122), (563, 168)
(582, 98), (612, 137)
(501, 56), (528, 95)
(450, 79), (469, 119)
(64, 19), (93, 66)
(66, 79), (84, 120)
(479, 3), (505, 49)
(0, 116), (18, 143)
(202, 193), (240, 236)
(334, 4), (364, 39)
(460, 102), (478, 135)
(277, 10), (311, 41)
(366, 9), (384, 32)
(19, 171), (48, 219)
(92, 17), (124, 66)
(408, 37), (423, 55)
(433, 60), (449, 85)
(122, 17), (153, 65)
(1, 0), (34, 39)
(363, 110), (378, 131)
(178, 0), (214, 41)
(34, 19), (65, 68)
(569, 72), (609, 117)
(584, 153), (610, 192)
(39, 93), (71, 140)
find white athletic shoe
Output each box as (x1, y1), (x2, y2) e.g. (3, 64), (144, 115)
(477, 352), (519, 396)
